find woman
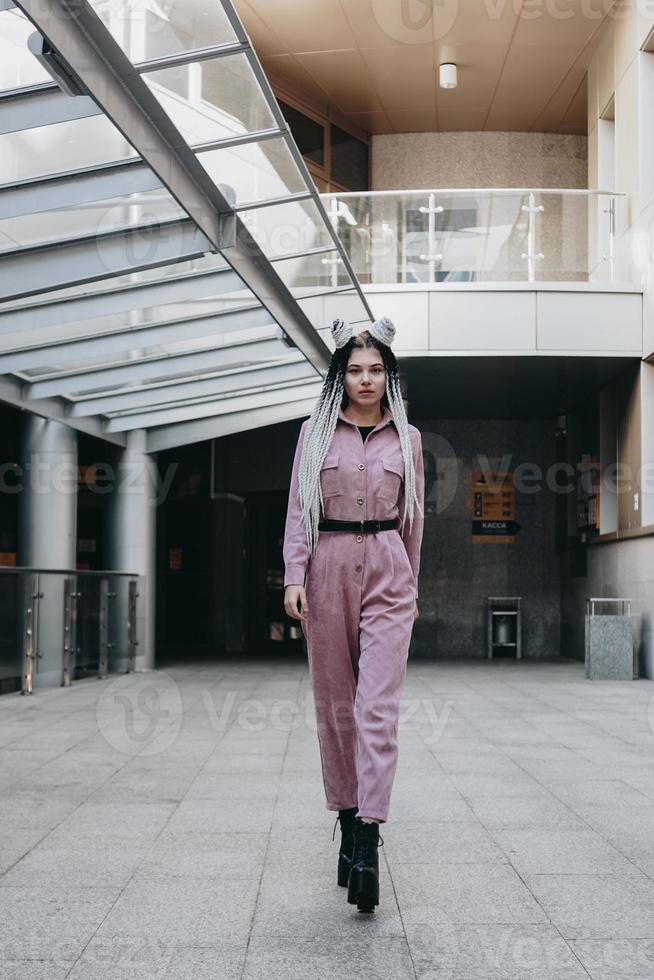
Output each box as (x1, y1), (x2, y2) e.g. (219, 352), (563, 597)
(283, 316), (424, 913)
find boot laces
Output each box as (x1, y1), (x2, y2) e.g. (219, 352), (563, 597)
(352, 821), (384, 866)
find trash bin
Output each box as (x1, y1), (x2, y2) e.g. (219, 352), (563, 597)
(585, 598), (635, 680)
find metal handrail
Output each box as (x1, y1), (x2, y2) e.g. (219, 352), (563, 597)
(322, 187), (626, 198)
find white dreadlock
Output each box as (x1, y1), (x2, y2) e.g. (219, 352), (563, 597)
(297, 317), (423, 557)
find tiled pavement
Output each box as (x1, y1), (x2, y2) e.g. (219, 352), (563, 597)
(2, 657), (654, 979)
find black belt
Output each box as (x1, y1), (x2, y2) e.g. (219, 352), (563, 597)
(318, 518), (400, 534)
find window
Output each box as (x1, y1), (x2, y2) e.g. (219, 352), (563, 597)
(278, 99), (325, 167)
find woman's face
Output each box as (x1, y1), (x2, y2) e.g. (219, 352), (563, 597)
(343, 348), (386, 410)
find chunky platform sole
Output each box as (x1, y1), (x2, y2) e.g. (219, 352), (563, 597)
(347, 867), (379, 912)
(337, 854), (351, 887)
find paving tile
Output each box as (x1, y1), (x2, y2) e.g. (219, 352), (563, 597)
(570, 938), (654, 979)
(524, 873), (654, 939)
(243, 937), (415, 979)
(0, 884), (121, 961)
(250, 868), (404, 938)
(135, 831), (269, 879)
(491, 828), (639, 875)
(392, 863), (549, 925)
(66, 940), (246, 980)
(93, 877), (260, 945)
(406, 923), (590, 979)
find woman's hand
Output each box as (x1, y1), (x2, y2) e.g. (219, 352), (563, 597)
(284, 585), (308, 622)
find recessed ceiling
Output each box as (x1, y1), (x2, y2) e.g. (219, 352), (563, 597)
(234, 0), (611, 135)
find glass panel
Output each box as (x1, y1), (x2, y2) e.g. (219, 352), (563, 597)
(0, 9), (52, 92)
(88, 0), (237, 63)
(239, 198), (334, 259)
(278, 100), (325, 166)
(0, 188), (183, 251)
(0, 115), (138, 184)
(319, 191), (608, 284)
(330, 125), (369, 191)
(273, 252), (353, 293)
(144, 54), (275, 146)
(34, 572), (67, 685)
(74, 574), (101, 679)
(197, 137), (306, 205)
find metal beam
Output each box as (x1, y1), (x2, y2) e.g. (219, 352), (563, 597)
(0, 84), (100, 135)
(0, 219), (211, 303)
(0, 305), (272, 373)
(15, 0), (235, 247)
(147, 396), (317, 453)
(0, 161), (161, 221)
(234, 191), (313, 212)
(0, 266), (241, 336)
(14, 0), (333, 375)
(67, 356), (311, 417)
(104, 379), (323, 433)
(0, 375), (126, 446)
(0, 124), (287, 221)
(24, 332), (286, 399)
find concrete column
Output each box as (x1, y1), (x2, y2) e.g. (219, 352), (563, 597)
(18, 416), (77, 569)
(106, 429), (157, 671)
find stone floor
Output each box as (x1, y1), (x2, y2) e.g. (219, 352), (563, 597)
(2, 656), (654, 979)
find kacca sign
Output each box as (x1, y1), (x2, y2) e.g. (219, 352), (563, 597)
(470, 471), (521, 544)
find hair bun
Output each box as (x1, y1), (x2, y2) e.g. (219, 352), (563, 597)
(330, 318), (353, 349)
(369, 316), (396, 347)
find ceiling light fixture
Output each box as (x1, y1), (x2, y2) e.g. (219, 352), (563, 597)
(439, 63), (457, 90)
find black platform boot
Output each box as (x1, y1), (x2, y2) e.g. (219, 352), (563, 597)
(332, 807), (358, 887)
(347, 818), (384, 913)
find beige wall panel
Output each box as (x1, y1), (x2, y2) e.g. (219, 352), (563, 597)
(536, 290), (642, 351)
(428, 289), (536, 350)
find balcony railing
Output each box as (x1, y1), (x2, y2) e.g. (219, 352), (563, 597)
(319, 189), (624, 286)
(0, 567), (141, 695)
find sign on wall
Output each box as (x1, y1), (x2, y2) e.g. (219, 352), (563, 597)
(470, 471), (521, 544)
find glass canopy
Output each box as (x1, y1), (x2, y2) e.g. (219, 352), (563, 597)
(0, 0), (371, 451)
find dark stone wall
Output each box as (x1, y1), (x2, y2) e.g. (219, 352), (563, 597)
(411, 418), (561, 659)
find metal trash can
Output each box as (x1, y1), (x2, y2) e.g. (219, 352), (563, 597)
(585, 598), (635, 680)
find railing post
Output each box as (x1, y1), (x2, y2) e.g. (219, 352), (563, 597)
(21, 573), (41, 696)
(602, 195), (615, 281)
(521, 191), (544, 282)
(127, 578), (139, 673)
(418, 193), (444, 283)
(62, 576), (79, 687)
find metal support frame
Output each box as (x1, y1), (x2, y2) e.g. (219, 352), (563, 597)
(21, 572), (40, 695)
(147, 395), (319, 453)
(98, 577), (109, 679)
(0, 219), (211, 303)
(68, 355), (312, 418)
(15, 0), (333, 375)
(0, 266), (241, 336)
(25, 332), (285, 399)
(0, 375), (126, 446)
(127, 578), (138, 673)
(0, 304), (272, 373)
(62, 575), (78, 686)
(103, 378), (323, 433)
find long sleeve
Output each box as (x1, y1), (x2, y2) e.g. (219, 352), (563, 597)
(400, 428), (425, 599)
(283, 420), (311, 588)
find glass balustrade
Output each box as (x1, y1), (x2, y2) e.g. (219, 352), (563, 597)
(319, 189), (623, 285)
(0, 568), (142, 695)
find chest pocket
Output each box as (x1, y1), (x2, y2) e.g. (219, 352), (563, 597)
(320, 454), (343, 498)
(378, 456), (404, 502)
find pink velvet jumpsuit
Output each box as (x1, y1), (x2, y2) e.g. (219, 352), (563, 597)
(283, 404), (425, 822)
